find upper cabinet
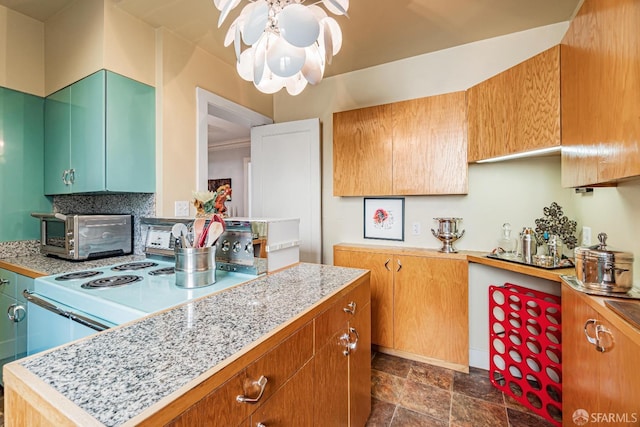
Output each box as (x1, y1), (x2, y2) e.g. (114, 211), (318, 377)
(333, 92), (468, 196)
(561, 0), (640, 188)
(44, 70), (155, 195)
(467, 46), (561, 162)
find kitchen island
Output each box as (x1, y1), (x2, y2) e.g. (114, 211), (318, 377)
(3, 263), (371, 426)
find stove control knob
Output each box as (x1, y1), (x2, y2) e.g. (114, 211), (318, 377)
(245, 242), (254, 254)
(220, 240), (230, 252)
(232, 241), (242, 253)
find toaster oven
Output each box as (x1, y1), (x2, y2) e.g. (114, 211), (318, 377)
(30, 213), (133, 260)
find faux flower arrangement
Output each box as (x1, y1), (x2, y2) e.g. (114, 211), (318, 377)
(192, 191), (217, 215)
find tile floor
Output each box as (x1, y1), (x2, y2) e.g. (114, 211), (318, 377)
(367, 352), (558, 427)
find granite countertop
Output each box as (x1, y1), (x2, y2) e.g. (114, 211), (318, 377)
(0, 254), (147, 278)
(14, 262), (367, 427)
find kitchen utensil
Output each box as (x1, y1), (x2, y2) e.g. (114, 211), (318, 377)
(206, 222), (224, 247)
(431, 217), (464, 253)
(197, 220), (213, 248)
(171, 223), (190, 248)
(520, 227), (537, 264)
(193, 217), (206, 248)
(574, 232), (633, 293)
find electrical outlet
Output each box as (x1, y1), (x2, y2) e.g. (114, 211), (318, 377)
(582, 226), (592, 246)
(412, 222), (421, 236)
(174, 201), (189, 217)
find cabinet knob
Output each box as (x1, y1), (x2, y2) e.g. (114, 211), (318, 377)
(343, 301), (356, 314)
(236, 375), (268, 404)
(0, 279), (9, 286)
(7, 304), (26, 323)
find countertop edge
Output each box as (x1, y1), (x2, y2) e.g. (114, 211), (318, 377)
(466, 255), (574, 282)
(0, 259), (46, 278)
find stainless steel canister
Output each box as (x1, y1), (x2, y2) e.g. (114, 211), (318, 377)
(175, 246), (216, 288)
(520, 227), (537, 264)
(574, 233), (633, 293)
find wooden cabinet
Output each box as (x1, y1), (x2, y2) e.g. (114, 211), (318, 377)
(334, 244), (469, 371)
(0, 269), (31, 386)
(314, 280), (372, 426)
(561, 0), (640, 187)
(562, 285), (640, 425)
(44, 70), (155, 195)
(160, 277), (371, 427)
(467, 46), (560, 162)
(333, 92), (468, 196)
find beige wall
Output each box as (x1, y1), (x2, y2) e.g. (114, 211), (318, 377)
(273, 22), (574, 263)
(0, 6), (44, 96)
(156, 28), (273, 217)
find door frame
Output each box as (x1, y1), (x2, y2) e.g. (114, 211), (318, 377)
(196, 88), (272, 192)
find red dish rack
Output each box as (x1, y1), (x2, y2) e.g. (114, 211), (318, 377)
(488, 283), (562, 425)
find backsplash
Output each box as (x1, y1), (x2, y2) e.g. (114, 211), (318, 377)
(53, 193), (156, 254)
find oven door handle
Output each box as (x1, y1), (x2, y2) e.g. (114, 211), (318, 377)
(22, 290), (111, 332)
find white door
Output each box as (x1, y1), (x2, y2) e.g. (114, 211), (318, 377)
(251, 119), (321, 264)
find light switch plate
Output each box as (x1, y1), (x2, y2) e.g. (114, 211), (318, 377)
(412, 222), (421, 236)
(175, 201), (189, 217)
(582, 226), (592, 246)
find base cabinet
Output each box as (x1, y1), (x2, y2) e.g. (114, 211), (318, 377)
(334, 244), (469, 370)
(0, 269), (31, 386)
(562, 285), (640, 425)
(163, 277), (371, 427)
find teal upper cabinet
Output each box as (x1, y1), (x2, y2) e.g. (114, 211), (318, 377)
(0, 87), (52, 241)
(44, 70), (155, 195)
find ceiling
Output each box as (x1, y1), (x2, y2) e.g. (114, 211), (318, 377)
(1, 0), (582, 145)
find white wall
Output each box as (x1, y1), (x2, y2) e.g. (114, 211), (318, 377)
(208, 145), (250, 217)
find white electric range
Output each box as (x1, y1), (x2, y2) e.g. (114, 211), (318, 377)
(25, 218), (257, 355)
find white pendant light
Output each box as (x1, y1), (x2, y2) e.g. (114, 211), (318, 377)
(214, 0), (349, 95)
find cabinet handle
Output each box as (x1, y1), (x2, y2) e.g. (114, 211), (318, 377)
(0, 279), (9, 286)
(340, 332), (351, 356)
(584, 318), (598, 345)
(62, 169), (68, 185)
(595, 324), (613, 353)
(396, 259), (402, 272)
(384, 258), (391, 271)
(69, 168), (76, 184)
(236, 375), (268, 403)
(7, 304), (26, 323)
(348, 327), (359, 351)
(256, 424), (266, 427)
(343, 301), (356, 314)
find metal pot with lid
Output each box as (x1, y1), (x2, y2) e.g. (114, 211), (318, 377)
(574, 232), (634, 293)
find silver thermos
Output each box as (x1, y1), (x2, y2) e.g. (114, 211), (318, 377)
(520, 227), (537, 264)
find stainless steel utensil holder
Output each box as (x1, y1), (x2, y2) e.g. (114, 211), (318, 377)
(175, 246), (216, 288)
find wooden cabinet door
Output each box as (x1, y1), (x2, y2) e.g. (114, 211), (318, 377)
(251, 361), (314, 427)
(394, 256), (469, 367)
(561, 0), (640, 187)
(561, 286), (601, 423)
(349, 302), (371, 427)
(467, 46), (560, 162)
(314, 328), (349, 426)
(333, 104), (393, 196)
(334, 249), (394, 348)
(392, 92), (468, 195)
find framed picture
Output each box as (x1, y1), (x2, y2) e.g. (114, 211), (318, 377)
(208, 178), (232, 201)
(363, 197), (405, 241)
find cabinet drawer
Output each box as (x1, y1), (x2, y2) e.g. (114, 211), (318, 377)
(315, 281), (370, 347)
(166, 368), (249, 427)
(244, 322), (313, 409)
(0, 269), (18, 299)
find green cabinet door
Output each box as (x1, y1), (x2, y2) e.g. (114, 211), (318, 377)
(44, 86), (71, 195)
(0, 86), (52, 240)
(70, 71), (106, 193)
(43, 70), (155, 195)
(0, 269), (29, 385)
(105, 71), (155, 192)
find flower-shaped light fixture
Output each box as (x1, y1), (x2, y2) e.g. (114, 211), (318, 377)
(213, 0), (349, 95)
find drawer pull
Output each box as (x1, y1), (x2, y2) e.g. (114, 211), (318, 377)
(0, 279), (9, 286)
(584, 318), (598, 345)
(237, 376), (268, 403)
(256, 424), (266, 427)
(396, 259), (402, 272)
(7, 304), (26, 323)
(384, 259), (391, 271)
(595, 324), (613, 353)
(343, 301), (356, 314)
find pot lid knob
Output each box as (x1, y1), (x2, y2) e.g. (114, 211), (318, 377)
(597, 232), (608, 248)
